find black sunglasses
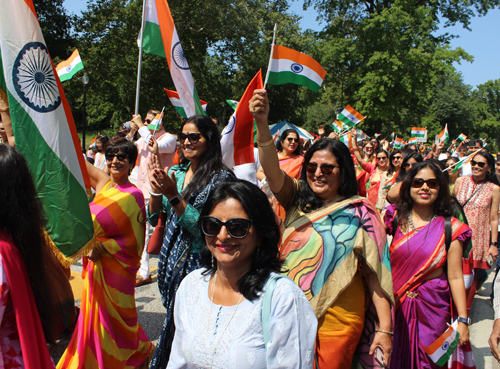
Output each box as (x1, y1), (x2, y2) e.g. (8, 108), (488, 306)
(179, 132), (202, 144)
(393, 156), (402, 160)
(307, 162), (339, 175)
(470, 160), (487, 168)
(411, 178), (439, 189)
(403, 162), (414, 169)
(145, 119), (152, 124)
(376, 156), (388, 160)
(105, 153), (128, 162)
(287, 137), (300, 143)
(200, 216), (253, 239)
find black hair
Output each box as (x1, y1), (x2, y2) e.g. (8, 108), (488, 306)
(395, 148), (423, 182)
(388, 149), (403, 176)
(474, 150), (500, 186)
(396, 161), (455, 231)
(200, 180), (282, 301)
(179, 115), (231, 198)
(111, 131), (127, 140)
(276, 129), (302, 156)
(296, 138), (358, 213)
(0, 145), (56, 343)
(105, 137), (138, 166)
(96, 135), (109, 153)
(370, 137), (381, 152)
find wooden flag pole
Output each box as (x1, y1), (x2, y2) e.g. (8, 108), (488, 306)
(263, 24), (277, 89)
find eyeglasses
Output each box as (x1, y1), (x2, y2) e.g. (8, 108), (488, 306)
(179, 132), (202, 144)
(365, 146), (373, 150)
(105, 153), (128, 162)
(376, 156), (388, 160)
(306, 162), (339, 175)
(287, 137), (300, 143)
(470, 160), (487, 168)
(200, 216), (253, 239)
(403, 162), (413, 169)
(393, 156), (402, 160)
(411, 178), (439, 189)
(371, 141), (377, 144)
(145, 119), (152, 124)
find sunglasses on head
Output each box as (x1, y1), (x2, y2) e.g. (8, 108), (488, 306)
(287, 137), (299, 143)
(411, 178), (439, 189)
(179, 132), (202, 144)
(105, 153), (128, 162)
(200, 216), (252, 239)
(307, 162), (339, 175)
(471, 160), (487, 168)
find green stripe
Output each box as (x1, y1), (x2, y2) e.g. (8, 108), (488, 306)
(267, 71), (321, 93)
(143, 21), (166, 58)
(435, 334), (459, 366)
(174, 105), (187, 119)
(0, 52), (94, 258)
(338, 114), (356, 128)
(192, 85), (207, 116)
(59, 62), (84, 82)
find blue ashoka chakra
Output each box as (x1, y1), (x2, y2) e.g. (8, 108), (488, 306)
(441, 341), (450, 350)
(291, 63), (304, 74)
(12, 42), (61, 113)
(172, 42), (190, 70)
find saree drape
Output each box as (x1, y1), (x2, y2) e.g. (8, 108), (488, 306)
(57, 182), (153, 369)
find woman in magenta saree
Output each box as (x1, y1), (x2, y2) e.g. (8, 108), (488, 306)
(385, 162), (473, 369)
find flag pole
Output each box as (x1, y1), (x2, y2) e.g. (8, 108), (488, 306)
(134, 0), (146, 115)
(263, 24), (277, 89)
(441, 147), (484, 172)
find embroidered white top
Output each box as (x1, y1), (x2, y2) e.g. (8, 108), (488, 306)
(166, 269), (317, 369)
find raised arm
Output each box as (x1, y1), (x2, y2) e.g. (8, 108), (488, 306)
(487, 185), (500, 260)
(351, 130), (365, 166)
(85, 160), (110, 193)
(249, 89), (285, 193)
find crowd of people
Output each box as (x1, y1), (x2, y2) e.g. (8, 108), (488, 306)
(3, 88), (500, 368)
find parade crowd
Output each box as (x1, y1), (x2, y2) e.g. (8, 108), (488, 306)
(3, 89), (500, 369)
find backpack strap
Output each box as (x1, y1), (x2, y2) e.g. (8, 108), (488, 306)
(262, 273), (285, 348)
(392, 212), (399, 238)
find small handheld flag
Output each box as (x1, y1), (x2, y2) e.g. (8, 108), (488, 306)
(374, 133), (381, 138)
(164, 89), (207, 118)
(457, 133), (467, 142)
(394, 137), (404, 149)
(226, 100), (239, 110)
(423, 321), (460, 366)
(337, 105), (365, 128)
(56, 49), (84, 82)
(332, 120), (347, 133)
(437, 124), (449, 144)
(411, 127), (427, 142)
(147, 107), (165, 132)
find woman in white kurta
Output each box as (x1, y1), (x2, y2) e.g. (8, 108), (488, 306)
(166, 180), (317, 369)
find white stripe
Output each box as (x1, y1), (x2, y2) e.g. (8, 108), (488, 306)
(341, 109), (361, 124)
(145, 0), (160, 25)
(1, 0), (85, 189)
(269, 58), (323, 87)
(57, 55), (82, 77)
(168, 96), (183, 108)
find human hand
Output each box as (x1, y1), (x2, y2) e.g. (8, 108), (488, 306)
(457, 322), (469, 346)
(370, 332), (392, 367)
(148, 136), (159, 155)
(147, 154), (164, 194)
(489, 319), (500, 362)
(87, 247), (101, 261)
(318, 125), (325, 136)
(436, 141), (445, 152)
(383, 140), (390, 151)
(249, 89), (269, 123)
(0, 89), (8, 110)
(132, 114), (143, 129)
(487, 245), (499, 260)
(328, 132), (339, 140)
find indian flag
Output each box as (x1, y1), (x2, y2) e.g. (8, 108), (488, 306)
(221, 70), (263, 168)
(438, 124), (449, 144)
(423, 321), (460, 366)
(374, 133), (381, 138)
(411, 127), (426, 138)
(338, 105), (365, 128)
(226, 99), (238, 110)
(394, 137), (404, 149)
(147, 107), (164, 130)
(391, 132), (395, 139)
(0, 0), (95, 265)
(55, 49), (84, 82)
(332, 120), (347, 133)
(339, 132), (353, 150)
(267, 45), (327, 93)
(408, 137), (417, 144)
(383, 175), (397, 190)
(451, 149), (481, 173)
(457, 133), (467, 142)
(141, 0), (205, 117)
(164, 88), (206, 118)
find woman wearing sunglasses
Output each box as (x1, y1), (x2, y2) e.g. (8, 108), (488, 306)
(166, 180), (317, 368)
(386, 149), (423, 204)
(384, 162), (472, 368)
(453, 150), (500, 306)
(445, 157), (460, 194)
(250, 90), (394, 368)
(59, 138), (154, 368)
(146, 115), (235, 368)
(374, 149), (403, 213)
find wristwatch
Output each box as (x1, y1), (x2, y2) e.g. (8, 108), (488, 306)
(457, 317), (471, 325)
(491, 241), (498, 247)
(169, 195), (181, 206)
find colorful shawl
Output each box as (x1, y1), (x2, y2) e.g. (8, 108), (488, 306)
(276, 155), (304, 220)
(57, 182), (152, 369)
(0, 231), (55, 369)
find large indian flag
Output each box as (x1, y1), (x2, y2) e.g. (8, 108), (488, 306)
(164, 88), (207, 118)
(141, 0), (205, 118)
(0, 0), (95, 266)
(267, 45), (327, 93)
(55, 49), (84, 82)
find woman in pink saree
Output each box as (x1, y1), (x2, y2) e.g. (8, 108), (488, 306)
(385, 162), (473, 368)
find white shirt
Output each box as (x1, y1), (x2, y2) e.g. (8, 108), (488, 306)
(167, 269), (317, 369)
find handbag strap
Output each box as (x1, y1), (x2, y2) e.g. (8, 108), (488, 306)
(262, 274), (285, 348)
(462, 181), (486, 208)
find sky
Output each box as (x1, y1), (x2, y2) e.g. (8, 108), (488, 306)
(64, 0), (500, 89)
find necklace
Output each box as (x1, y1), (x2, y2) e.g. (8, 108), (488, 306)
(407, 211), (436, 256)
(207, 271), (244, 369)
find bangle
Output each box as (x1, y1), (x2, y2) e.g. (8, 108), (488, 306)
(0, 107), (8, 113)
(149, 189), (163, 197)
(375, 329), (394, 336)
(257, 138), (275, 147)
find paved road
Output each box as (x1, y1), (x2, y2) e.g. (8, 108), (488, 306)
(50, 257), (500, 367)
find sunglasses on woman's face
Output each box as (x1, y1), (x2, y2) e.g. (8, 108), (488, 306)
(411, 178), (439, 189)
(403, 162), (413, 169)
(286, 137), (299, 143)
(470, 160), (487, 168)
(105, 153), (128, 162)
(179, 132), (202, 144)
(376, 156), (388, 160)
(365, 146), (373, 150)
(200, 216), (253, 239)
(306, 162), (339, 175)
(393, 156), (402, 161)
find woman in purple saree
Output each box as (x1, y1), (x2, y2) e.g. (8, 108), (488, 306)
(385, 162), (472, 368)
